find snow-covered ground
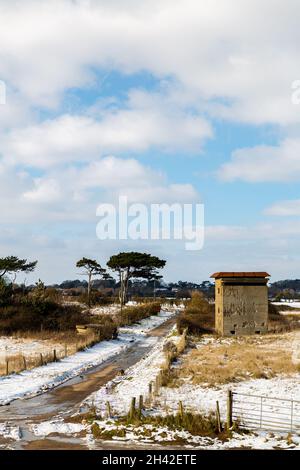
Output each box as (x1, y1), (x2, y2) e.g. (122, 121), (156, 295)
(84, 329), (177, 414)
(0, 422), (22, 441)
(24, 417), (300, 449)
(0, 310), (175, 406)
(31, 420), (85, 437)
(76, 329), (300, 449)
(273, 301), (300, 311)
(90, 302), (184, 318)
(90, 304), (120, 317)
(0, 337), (65, 361)
(85, 330), (300, 417)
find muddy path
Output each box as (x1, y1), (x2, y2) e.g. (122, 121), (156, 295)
(0, 314), (177, 450)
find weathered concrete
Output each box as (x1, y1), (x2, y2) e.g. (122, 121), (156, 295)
(211, 272), (270, 336)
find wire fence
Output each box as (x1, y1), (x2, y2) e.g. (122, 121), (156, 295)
(232, 392), (300, 433)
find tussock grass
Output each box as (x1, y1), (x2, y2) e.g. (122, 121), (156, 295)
(90, 411), (240, 441)
(167, 335), (300, 387)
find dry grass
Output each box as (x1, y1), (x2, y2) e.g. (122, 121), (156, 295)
(167, 334), (300, 387)
(0, 329), (98, 376)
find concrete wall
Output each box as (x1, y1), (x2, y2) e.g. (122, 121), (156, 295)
(215, 278), (268, 336)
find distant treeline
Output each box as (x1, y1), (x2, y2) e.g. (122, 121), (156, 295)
(46, 279), (215, 299)
(269, 279), (300, 299)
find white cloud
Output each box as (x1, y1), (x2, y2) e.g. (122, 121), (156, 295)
(0, 89), (212, 169)
(218, 139), (300, 182)
(264, 199), (300, 216)
(0, 0), (300, 125)
(22, 178), (62, 203)
(0, 156), (201, 223)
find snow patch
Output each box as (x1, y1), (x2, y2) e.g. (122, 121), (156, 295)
(0, 310), (176, 406)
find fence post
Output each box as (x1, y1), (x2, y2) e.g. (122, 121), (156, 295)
(22, 356), (27, 370)
(6, 359), (9, 376)
(40, 353), (43, 366)
(216, 401), (222, 433)
(138, 395), (143, 418)
(148, 382), (153, 400)
(178, 400), (184, 418)
(129, 397), (136, 421)
(106, 401), (112, 418)
(53, 349), (57, 362)
(227, 390), (233, 429)
(138, 395), (143, 411)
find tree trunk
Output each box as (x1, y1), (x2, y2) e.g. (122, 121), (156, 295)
(88, 272), (92, 307)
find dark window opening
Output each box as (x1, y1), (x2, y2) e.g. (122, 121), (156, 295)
(230, 330), (236, 335)
(255, 331), (261, 334)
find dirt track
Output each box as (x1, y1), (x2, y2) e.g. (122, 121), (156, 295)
(0, 314), (177, 450)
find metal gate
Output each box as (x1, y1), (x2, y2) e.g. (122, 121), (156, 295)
(232, 392), (300, 433)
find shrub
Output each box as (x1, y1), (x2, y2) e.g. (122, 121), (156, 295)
(0, 278), (13, 306)
(0, 297), (88, 333)
(177, 291), (214, 334)
(118, 302), (161, 326)
(78, 290), (114, 306)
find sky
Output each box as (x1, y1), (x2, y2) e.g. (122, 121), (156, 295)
(1, 0), (300, 284)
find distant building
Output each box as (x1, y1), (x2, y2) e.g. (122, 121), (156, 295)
(210, 272), (270, 336)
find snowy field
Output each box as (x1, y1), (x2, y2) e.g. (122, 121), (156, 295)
(0, 310), (175, 407)
(273, 301), (300, 313)
(8, 327), (300, 449)
(26, 416), (300, 450)
(0, 337), (65, 361)
(73, 329), (300, 449)
(83, 328), (179, 414)
(90, 302), (184, 318)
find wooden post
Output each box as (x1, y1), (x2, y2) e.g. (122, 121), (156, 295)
(23, 356), (27, 370)
(53, 349), (57, 362)
(138, 395), (144, 416)
(178, 400), (184, 418)
(216, 400), (222, 433)
(6, 359), (9, 376)
(227, 390), (233, 429)
(65, 344), (67, 357)
(106, 401), (112, 418)
(129, 397), (136, 421)
(40, 353), (43, 366)
(160, 369), (164, 386)
(155, 375), (160, 396)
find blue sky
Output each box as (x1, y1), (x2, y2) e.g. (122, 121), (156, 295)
(1, 0), (300, 284)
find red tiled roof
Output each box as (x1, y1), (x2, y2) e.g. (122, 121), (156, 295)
(210, 272), (270, 279)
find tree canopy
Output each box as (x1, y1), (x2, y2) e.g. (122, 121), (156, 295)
(107, 252), (166, 304)
(0, 256), (37, 279)
(76, 257), (106, 306)
(76, 257), (106, 276)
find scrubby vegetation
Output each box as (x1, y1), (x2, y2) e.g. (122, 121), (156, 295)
(0, 279), (92, 334)
(88, 409), (239, 443)
(117, 302), (161, 327)
(177, 292), (214, 334)
(268, 302), (300, 333)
